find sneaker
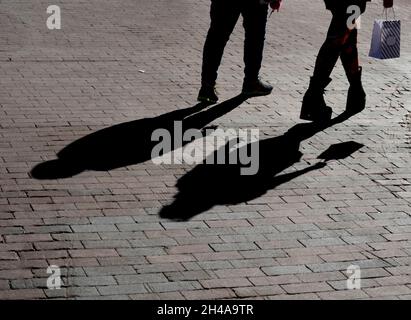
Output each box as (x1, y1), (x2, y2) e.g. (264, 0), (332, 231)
(242, 78), (273, 97)
(197, 85), (218, 104)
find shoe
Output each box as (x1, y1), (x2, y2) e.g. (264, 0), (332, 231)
(300, 77), (333, 122)
(346, 67), (366, 114)
(242, 78), (273, 97)
(197, 85), (218, 104)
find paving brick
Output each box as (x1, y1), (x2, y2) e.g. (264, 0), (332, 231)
(175, 236), (222, 246)
(319, 252), (367, 263)
(307, 259), (391, 273)
(70, 276), (117, 287)
(328, 279), (380, 290)
(0, 289), (46, 299)
(297, 271), (346, 283)
(219, 234), (267, 243)
(130, 292), (185, 300)
(0, 252), (19, 260)
(256, 240), (302, 250)
(252, 285), (285, 296)
(249, 275), (300, 286)
(230, 258), (278, 269)
(34, 241), (83, 251)
(300, 237), (346, 247)
(51, 258), (100, 268)
(115, 273), (167, 284)
(84, 266), (136, 276)
(118, 247), (166, 257)
(241, 249), (287, 259)
(64, 287), (100, 298)
(0, 280), (10, 290)
(286, 247), (331, 256)
(10, 278), (48, 290)
(69, 249), (119, 258)
(82, 240), (130, 249)
(375, 275), (411, 286)
(181, 289), (236, 300)
(167, 244), (211, 254)
(282, 282), (333, 294)
(194, 251), (242, 261)
(277, 255), (324, 266)
(136, 263), (185, 274)
(5, 234), (52, 243)
(146, 254), (194, 264)
(20, 250), (69, 260)
(89, 216), (135, 225)
(262, 266), (311, 276)
(215, 268), (265, 279)
(200, 278), (252, 289)
(196, 261), (233, 270)
(147, 281), (202, 293)
(268, 293), (320, 300)
(317, 290), (369, 300)
(210, 242), (259, 252)
(165, 270), (211, 282)
(365, 285), (411, 298)
(98, 284), (147, 296)
(76, 294), (131, 300)
(71, 224), (118, 233)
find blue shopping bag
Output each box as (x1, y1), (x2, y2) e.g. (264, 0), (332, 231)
(369, 19), (401, 59)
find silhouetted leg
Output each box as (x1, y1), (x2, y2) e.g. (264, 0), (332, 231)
(340, 28), (359, 78)
(341, 26), (366, 112)
(312, 13), (348, 81)
(242, 0), (268, 82)
(301, 9), (351, 122)
(201, 1), (240, 87)
(240, 1), (272, 96)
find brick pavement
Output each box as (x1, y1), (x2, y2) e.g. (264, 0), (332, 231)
(0, 0), (410, 299)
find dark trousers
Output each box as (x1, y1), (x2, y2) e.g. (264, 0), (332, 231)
(313, 3), (367, 81)
(201, 0), (268, 87)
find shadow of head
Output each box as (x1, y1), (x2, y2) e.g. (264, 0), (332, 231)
(30, 96), (247, 180)
(317, 141), (364, 161)
(30, 159), (83, 180)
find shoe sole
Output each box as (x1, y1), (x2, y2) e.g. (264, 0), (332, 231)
(197, 96), (218, 104)
(300, 108), (332, 122)
(241, 89), (273, 97)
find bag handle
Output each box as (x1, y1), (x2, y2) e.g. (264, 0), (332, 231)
(382, 6), (396, 20)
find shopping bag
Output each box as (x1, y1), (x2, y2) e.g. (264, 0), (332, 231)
(369, 19), (401, 59)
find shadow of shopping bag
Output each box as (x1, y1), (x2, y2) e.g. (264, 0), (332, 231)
(369, 19), (401, 59)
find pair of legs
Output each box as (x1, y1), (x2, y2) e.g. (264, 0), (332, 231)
(301, 2), (367, 121)
(199, 0), (272, 103)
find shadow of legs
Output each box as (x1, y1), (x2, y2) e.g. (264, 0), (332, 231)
(30, 96), (247, 180)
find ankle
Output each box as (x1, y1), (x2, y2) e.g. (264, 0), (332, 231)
(201, 81), (216, 89)
(243, 75), (260, 83)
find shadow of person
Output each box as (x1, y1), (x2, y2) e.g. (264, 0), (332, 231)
(30, 95), (248, 180)
(159, 111), (364, 221)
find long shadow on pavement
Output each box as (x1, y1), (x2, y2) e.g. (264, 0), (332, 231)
(30, 95), (247, 179)
(159, 111), (364, 221)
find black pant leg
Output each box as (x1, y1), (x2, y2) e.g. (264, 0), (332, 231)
(242, 0), (268, 81)
(201, 0), (241, 86)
